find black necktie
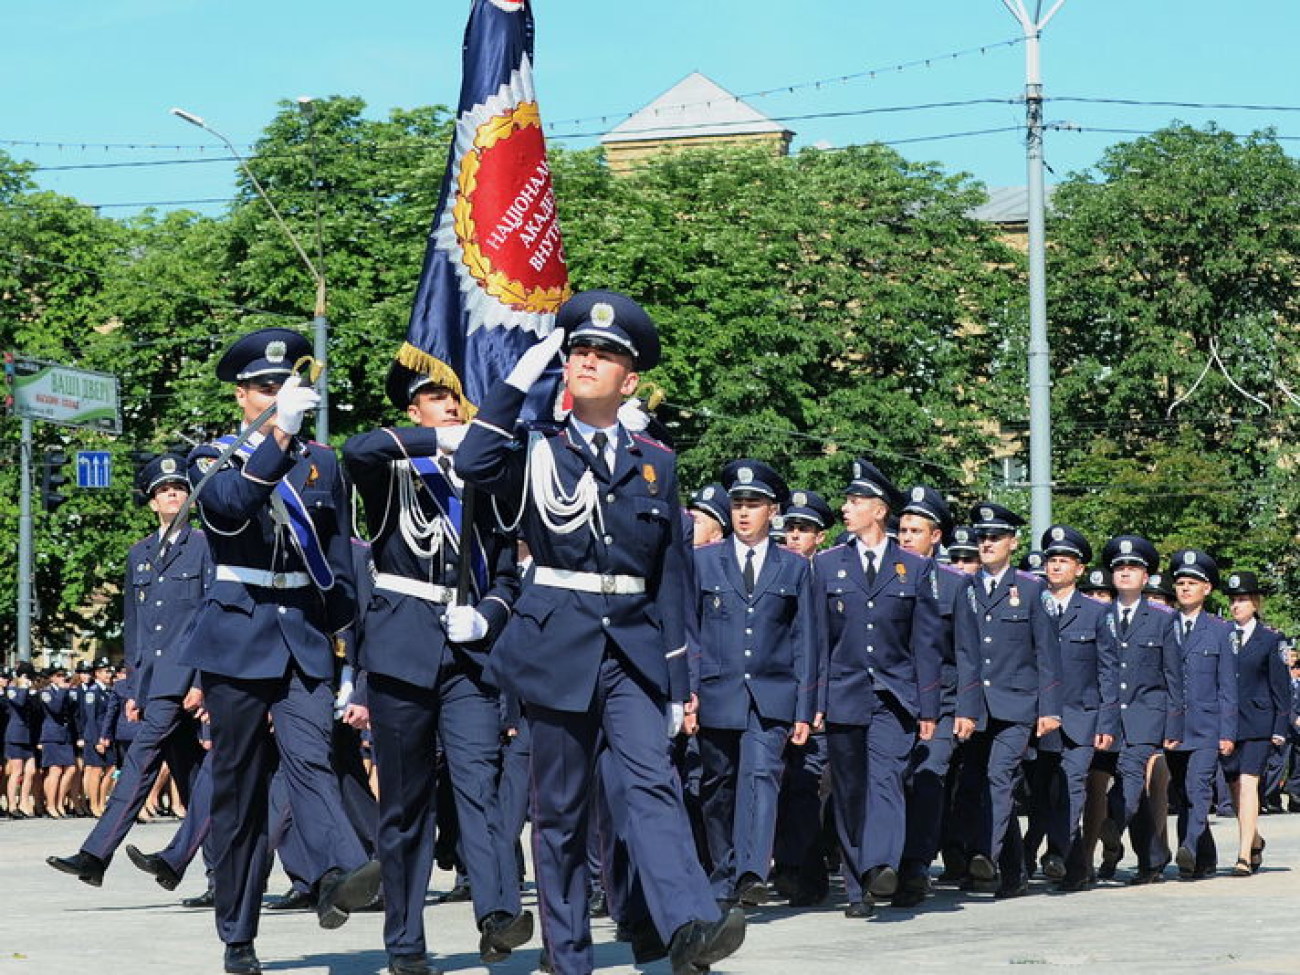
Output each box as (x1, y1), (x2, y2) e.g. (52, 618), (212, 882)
(1120, 607), (1131, 635)
(1184, 618), (1194, 638)
(590, 431), (610, 477)
(437, 454), (459, 497)
(743, 548), (756, 594)
(986, 575), (996, 598)
(863, 549), (877, 586)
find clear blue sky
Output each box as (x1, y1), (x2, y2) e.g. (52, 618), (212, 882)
(4, 1), (1297, 215)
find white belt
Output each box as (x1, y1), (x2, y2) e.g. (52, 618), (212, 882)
(532, 567), (646, 595)
(373, 572), (455, 605)
(215, 565), (311, 589)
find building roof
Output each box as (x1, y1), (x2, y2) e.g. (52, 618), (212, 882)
(601, 72), (793, 145)
(968, 185), (1058, 224)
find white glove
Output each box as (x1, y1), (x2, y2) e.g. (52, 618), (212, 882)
(617, 397), (651, 433)
(274, 375), (320, 436)
(436, 424), (468, 453)
(445, 604), (490, 644)
(505, 328), (565, 392)
(666, 702), (685, 738)
(333, 664), (355, 720)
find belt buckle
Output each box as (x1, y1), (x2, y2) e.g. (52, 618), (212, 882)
(600, 574), (616, 594)
(271, 573), (286, 590)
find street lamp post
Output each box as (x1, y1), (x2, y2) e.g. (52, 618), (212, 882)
(171, 106), (330, 442)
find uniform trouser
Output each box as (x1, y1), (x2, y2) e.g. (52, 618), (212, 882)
(900, 714), (956, 877)
(591, 744), (650, 928)
(773, 732), (830, 889)
(828, 690), (917, 901)
(1166, 747), (1219, 868)
(528, 650), (719, 975)
(1285, 735), (1300, 804)
(202, 667), (368, 945)
(698, 709), (790, 898)
(1262, 740), (1289, 804)
(82, 697), (203, 863)
(960, 719), (1032, 870)
(1029, 736), (1095, 874)
(499, 715), (532, 886)
(1115, 743), (1169, 870)
(158, 753), (214, 880)
(369, 670), (517, 957)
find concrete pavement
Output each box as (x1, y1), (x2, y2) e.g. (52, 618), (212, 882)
(1, 811), (1297, 974)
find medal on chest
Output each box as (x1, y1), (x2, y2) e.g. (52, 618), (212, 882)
(1009, 585), (1021, 608)
(642, 463), (658, 496)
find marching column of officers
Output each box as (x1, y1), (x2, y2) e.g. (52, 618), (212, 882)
(28, 290), (1300, 975)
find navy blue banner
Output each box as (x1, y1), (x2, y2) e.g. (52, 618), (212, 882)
(400, 0), (569, 423)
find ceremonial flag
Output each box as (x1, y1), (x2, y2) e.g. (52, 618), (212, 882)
(398, 0), (569, 422)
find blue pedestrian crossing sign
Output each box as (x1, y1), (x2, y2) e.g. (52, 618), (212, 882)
(76, 451), (112, 489)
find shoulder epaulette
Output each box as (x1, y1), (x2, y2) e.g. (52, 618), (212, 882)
(1014, 570), (1041, 583)
(631, 432), (673, 454)
(938, 562), (967, 577)
(1147, 600), (1174, 614)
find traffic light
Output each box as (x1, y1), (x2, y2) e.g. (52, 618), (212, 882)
(40, 450), (70, 512)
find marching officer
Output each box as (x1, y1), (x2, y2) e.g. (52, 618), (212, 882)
(1166, 549), (1237, 879)
(814, 460), (942, 918)
(1029, 525), (1119, 890)
(952, 502), (1063, 897)
(1220, 571), (1290, 875)
(893, 485), (964, 906)
(1094, 535), (1184, 883)
(342, 362), (530, 975)
(456, 291), (745, 975)
(177, 328), (375, 975)
(771, 489), (835, 906)
(687, 484), (731, 548)
(50, 454), (210, 888)
(689, 459), (817, 906)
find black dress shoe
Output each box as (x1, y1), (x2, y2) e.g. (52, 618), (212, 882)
(125, 844), (181, 891)
(182, 886), (215, 908)
(966, 854), (999, 885)
(223, 942), (261, 975)
(735, 872), (770, 906)
(437, 880), (472, 903)
(1097, 820), (1124, 879)
(316, 861), (382, 930)
(46, 850), (107, 887)
(1040, 854), (1067, 881)
(1250, 837), (1266, 873)
(267, 886), (316, 911)
(388, 953), (436, 975)
(478, 910), (534, 963)
(994, 878), (1029, 899)
(1058, 872), (1091, 892)
(843, 899), (875, 919)
(787, 882), (828, 907)
(669, 907), (745, 974)
(1129, 864), (1166, 886)
(864, 865), (899, 902)
(1175, 845), (1197, 878)
(769, 865), (799, 900)
(937, 847), (968, 885)
(891, 873), (930, 909)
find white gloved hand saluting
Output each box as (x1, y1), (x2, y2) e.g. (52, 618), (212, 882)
(445, 604), (490, 644)
(505, 328), (565, 393)
(436, 424), (469, 453)
(274, 375), (320, 436)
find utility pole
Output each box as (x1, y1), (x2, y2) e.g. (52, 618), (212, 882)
(1003, 0), (1066, 545)
(17, 418), (33, 662)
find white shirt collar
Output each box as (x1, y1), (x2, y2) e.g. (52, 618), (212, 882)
(570, 415), (620, 449)
(1238, 618), (1257, 641)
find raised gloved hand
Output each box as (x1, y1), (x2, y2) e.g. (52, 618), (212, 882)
(333, 664), (355, 720)
(445, 604), (490, 644)
(436, 424), (468, 453)
(505, 328), (565, 392)
(616, 397), (651, 433)
(274, 375), (320, 436)
(666, 701), (686, 738)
